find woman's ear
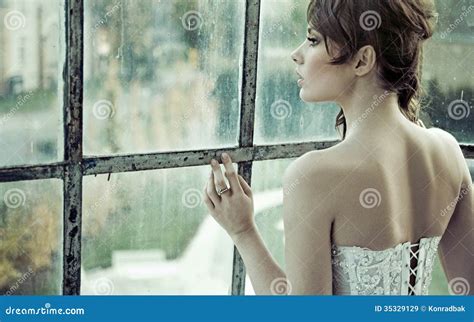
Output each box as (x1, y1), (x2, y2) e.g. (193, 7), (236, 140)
(353, 45), (376, 76)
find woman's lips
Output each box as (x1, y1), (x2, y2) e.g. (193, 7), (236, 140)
(295, 69), (304, 86)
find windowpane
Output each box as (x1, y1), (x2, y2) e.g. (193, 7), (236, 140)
(422, 0), (473, 144)
(254, 0), (340, 145)
(0, 179), (62, 295)
(0, 0), (63, 167)
(82, 166), (234, 295)
(245, 158), (295, 295)
(84, 0), (245, 156)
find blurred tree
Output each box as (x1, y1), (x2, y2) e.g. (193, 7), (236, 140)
(0, 189), (60, 294)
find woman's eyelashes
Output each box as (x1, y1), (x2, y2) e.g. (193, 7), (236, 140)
(306, 36), (320, 47)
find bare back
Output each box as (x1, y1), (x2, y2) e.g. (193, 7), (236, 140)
(326, 123), (464, 250)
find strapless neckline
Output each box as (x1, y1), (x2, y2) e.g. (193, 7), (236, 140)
(331, 235), (443, 253)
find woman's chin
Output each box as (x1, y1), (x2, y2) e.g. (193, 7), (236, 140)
(300, 91), (321, 103)
(299, 89), (310, 102)
(300, 89), (331, 103)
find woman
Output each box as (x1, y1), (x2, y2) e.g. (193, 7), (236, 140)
(203, 0), (473, 295)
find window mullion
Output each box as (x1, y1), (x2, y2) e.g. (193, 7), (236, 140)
(62, 0), (84, 295)
(231, 0), (261, 296)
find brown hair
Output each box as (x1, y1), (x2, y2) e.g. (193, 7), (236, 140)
(306, 0), (438, 140)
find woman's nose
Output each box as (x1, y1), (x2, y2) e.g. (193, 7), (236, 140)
(291, 50), (301, 64)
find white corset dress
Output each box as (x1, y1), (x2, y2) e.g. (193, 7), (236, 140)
(331, 236), (442, 295)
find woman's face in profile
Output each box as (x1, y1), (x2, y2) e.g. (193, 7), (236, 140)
(291, 26), (355, 104)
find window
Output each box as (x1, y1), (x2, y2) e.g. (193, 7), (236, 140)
(83, 0), (245, 155)
(0, 179), (63, 295)
(0, 0), (472, 295)
(0, 0), (63, 167)
(81, 167), (234, 295)
(422, 0), (474, 144)
(254, 0), (339, 145)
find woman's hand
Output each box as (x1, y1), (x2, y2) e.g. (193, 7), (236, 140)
(203, 152), (255, 240)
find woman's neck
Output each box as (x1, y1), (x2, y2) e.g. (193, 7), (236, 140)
(340, 91), (410, 141)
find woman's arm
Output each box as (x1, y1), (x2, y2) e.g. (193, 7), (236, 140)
(203, 153), (287, 295)
(437, 143), (473, 295)
(231, 226), (287, 295)
(281, 152), (335, 295)
(232, 151), (336, 295)
(204, 152), (334, 295)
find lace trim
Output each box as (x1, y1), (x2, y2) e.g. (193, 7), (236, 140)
(331, 236), (442, 295)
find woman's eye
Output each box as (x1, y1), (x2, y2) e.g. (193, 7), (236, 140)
(306, 37), (319, 47)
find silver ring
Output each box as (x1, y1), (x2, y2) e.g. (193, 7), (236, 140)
(217, 187), (230, 196)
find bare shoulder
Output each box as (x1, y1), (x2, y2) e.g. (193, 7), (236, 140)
(282, 147), (347, 214)
(282, 148), (340, 229)
(426, 126), (465, 155)
(410, 124), (460, 157)
(427, 127), (460, 147)
(426, 127), (467, 179)
(283, 147), (343, 186)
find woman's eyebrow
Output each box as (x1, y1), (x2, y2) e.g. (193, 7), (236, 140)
(307, 27), (318, 35)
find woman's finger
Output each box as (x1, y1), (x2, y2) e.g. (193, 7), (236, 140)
(203, 193), (215, 210)
(203, 181), (215, 209)
(221, 153), (243, 194)
(210, 159), (228, 192)
(206, 171), (221, 204)
(238, 175), (253, 198)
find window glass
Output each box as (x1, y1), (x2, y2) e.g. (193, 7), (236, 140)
(422, 0), (473, 144)
(82, 166), (234, 294)
(0, 0), (63, 167)
(0, 179), (62, 295)
(245, 158), (294, 295)
(254, 0), (340, 145)
(84, 0), (245, 156)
